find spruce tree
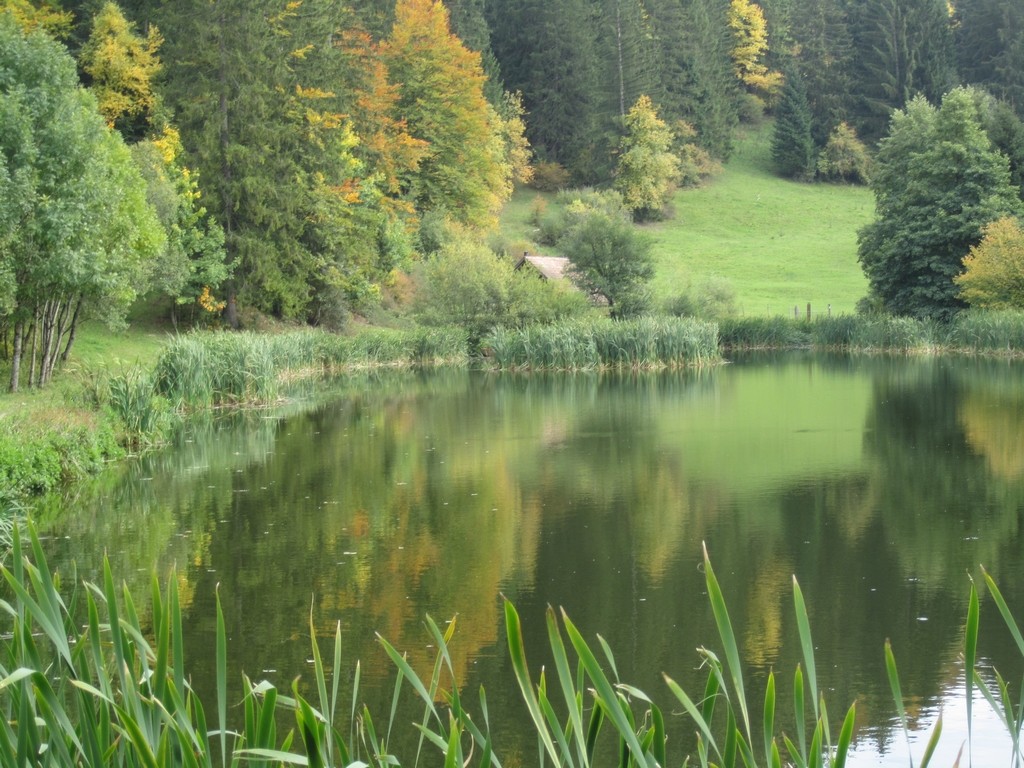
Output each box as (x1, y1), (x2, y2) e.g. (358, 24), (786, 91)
(844, 0), (957, 141)
(648, 0), (741, 159)
(771, 68), (815, 179)
(789, 0), (853, 144)
(488, 0), (604, 180)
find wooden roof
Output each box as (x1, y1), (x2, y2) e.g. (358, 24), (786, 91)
(514, 253), (572, 281)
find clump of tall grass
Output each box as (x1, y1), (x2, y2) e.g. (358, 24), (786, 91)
(944, 309), (1024, 354)
(105, 367), (178, 449)
(486, 316), (720, 370)
(0, 522), (494, 767)
(849, 315), (936, 352)
(718, 316), (813, 349)
(154, 328), (469, 407)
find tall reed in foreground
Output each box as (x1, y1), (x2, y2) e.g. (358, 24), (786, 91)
(3, 522), (1023, 767)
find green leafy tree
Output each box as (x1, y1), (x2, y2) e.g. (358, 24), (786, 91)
(858, 87), (1023, 320)
(557, 194), (654, 317)
(614, 94), (680, 221)
(131, 127), (229, 325)
(771, 68), (816, 180)
(0, 16), (163, 390)
(79, 1), (162, 140)
(955, 216), (1024, 309)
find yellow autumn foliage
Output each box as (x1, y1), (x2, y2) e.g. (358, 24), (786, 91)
(956, 216), (1024, 309)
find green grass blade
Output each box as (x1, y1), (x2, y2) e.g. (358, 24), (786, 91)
(792, 577), (819, 722)
(981, 567), (1024, 657)
(763, 669), (776, 766)
(502, 598), (562, 764)
(545, 605), (588, 766)
(965, 580), (979, 763)
(665, 674), (721, 762)
(216, 585), (228, 768)
(833, 703), (856, 768)
(703, 543), (751, 740)
(561, 609), (654, 767)
(919, 714), (942, 768)
(235, 748), (310, 765)
(884, 639), (912, 767)
(794, 663), (806, 761)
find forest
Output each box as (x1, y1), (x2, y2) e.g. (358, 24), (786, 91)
(1, 0), (1024, 391)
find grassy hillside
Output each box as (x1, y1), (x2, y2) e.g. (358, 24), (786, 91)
(503, 123), (875, 316)
(650, 125), (874, 315)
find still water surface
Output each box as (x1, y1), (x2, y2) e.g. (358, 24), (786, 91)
(36, 353), (1024, 765)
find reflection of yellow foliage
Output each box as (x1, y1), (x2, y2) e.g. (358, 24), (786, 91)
(742, 561), (789, 669)
(960, 392), (1024, 480)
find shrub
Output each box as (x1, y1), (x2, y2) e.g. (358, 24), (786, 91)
(413, 239), (513, 345)
(530, 160), (571, 191)
(694, 276), (739, 319)
(817, 122), (872, 184)
(558, 208), (654, 318)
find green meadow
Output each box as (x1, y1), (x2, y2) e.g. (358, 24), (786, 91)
(648, 126), (874, 315)
(504, 124), (876, 316)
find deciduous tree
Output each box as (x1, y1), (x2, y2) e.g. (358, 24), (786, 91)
(614, 95), (680, 221)
(381, 0), (510, 229)
(955, 216), (1024, 309)
(79, 1), (162, 140)
(858, 87), (1023, 320)
(0, 17), (163, 390)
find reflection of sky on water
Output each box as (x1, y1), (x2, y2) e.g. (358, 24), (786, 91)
(848, 676), (1020, 767)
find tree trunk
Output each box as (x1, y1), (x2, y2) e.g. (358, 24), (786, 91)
(38, 298), (60, 386)
(27, 314), (39, 388)
(9, 320), (23, 393)
(60, 297), (83, 363)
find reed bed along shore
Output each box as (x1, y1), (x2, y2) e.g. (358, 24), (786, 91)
(485, 316), (722, 370)
(153, 326), (468, 407)
(720, 310), (1024, 355)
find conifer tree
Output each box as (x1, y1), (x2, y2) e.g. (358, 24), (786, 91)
(771, 68), (815, 179)
(488, 0), (604, 180)
(648, 0), (741, 159)
(789, 0), (852, 144)
(844, 0), (956, 141)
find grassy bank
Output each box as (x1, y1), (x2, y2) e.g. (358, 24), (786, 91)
(3, 524), (1021, 767)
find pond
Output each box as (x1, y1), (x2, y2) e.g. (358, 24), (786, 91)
(34, 352), (1024, 766)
